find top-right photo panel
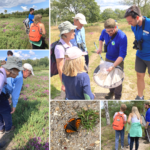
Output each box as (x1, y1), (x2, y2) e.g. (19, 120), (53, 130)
(51, 0), (150, 100)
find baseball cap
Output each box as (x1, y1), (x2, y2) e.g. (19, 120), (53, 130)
(104, 18), (116, 28)
(124, 5), (141, 17)
(73, 13), (87, 24)
(23, 63), (34, 75)
(2, 56), (23, 71)
(65, 47), (87, 60)
(58, 21), (77, 35)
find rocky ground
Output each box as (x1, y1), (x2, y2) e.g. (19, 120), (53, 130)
(50, 101), (100, 150)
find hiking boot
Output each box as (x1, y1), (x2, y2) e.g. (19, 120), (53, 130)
(105, 92), (114, 99)
(143, 141), (150, 144)
(135, 95), (144, 100)
(5, 126), (15, 134)
(0, 128), (5, 134)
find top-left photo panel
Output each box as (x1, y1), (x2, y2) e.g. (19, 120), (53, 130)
(0, 0), (49, 49)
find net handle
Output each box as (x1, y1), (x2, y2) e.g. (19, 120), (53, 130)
(94, 42), (103, 61)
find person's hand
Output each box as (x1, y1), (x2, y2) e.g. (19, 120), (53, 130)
(61, 85), (65, 92)
(107, 66), (114, 72)
(145, 125), (148, 129)
(93, 93), (96, 98)
(11, 107), (16, 114)
(96, 49), (102, 54)
(8, 98), (12, 105)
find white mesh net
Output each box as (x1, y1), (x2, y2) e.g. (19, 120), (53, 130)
(93, 60), (124, 89)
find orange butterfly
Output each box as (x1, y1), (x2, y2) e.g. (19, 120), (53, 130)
(64, 118), (81, 133)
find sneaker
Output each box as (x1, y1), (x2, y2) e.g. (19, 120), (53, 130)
(126, 144), (129, 148)
(5, 126), (15, 134)
(121, 146), (124, 149)
(0, 128), (5, 134)
(135, 95), (144, 100)
(105, 92), (114, 99)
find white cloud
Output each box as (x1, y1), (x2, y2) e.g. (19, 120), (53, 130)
(29, 50), (35, 55)
(0, 0), (46, 9)
(21, 6), (28, 11)
(22, 53), (30, 59)
(33, 57), (37, 60)
(0, 57), (6, 60)
(96, 0), (130, 12)
(32, 5), (37, 9)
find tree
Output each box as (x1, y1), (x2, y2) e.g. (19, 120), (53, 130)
(101, 8), (118, 20)
(4, 10), (7, 14)
(104, 101), (110, 125)
(51, 0), (101, 23)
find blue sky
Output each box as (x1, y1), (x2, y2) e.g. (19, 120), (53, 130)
(96, 0), (130, 12)
(0, 50), (49, 60)
(0, 0), (49, 14)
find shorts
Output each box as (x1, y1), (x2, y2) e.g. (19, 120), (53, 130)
(135, 56), (150, 74)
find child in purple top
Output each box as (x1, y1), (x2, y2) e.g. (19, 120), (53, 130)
(62, 47), (94, 100)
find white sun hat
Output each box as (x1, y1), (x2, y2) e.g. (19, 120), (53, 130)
(72, 13), (87, 24)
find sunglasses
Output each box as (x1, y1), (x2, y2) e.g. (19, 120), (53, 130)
(126, 8), (139, 16)
(105, 28), (115, 33)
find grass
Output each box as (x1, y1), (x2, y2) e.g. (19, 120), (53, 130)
(5, 70), (49, 149)
(51, 19), (150, 100)
(77, 109), (99, 131)
(0, 17), (49, 49)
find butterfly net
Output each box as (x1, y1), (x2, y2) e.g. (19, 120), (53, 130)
(93, 60), (124, 89)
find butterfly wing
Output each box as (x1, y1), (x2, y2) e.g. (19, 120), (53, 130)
(75, 118), (81, 130)
(65, 118), (76, 133)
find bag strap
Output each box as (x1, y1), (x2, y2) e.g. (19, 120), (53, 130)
(106, 29), (118, 47)
(0, 70), (4, 75)
(136, 17), (145, 31)
(57, 41), (67, 52)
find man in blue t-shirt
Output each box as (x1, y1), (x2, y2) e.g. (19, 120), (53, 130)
(97, 18), (127, 100)
(125, 6), (150, 100)
(144, 101), (150, 142)
(70, 13), (89, 67)
(28, 8), (34, 27)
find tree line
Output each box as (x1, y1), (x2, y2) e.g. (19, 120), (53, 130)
(51, 0), (150, 26)
(0, 8), (49, 19)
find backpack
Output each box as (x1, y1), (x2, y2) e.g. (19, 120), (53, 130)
(51, 41), (66, 77)
(29, 23), (42, 42)
(23, 18), (29, 28)
(112, 112), (124, 130)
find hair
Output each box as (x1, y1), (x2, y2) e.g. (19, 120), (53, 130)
(1, 61), (6, 66)
(120, 104), (127, 111)
(61, 34), (67, 39)
(34, 14), (42, 24)
(131, 106), (141, 120)
(63, 55), (86, 77)
(30, 8), (34, 12)
(124, 11), (139, 19)
(7, 51), (13, 56)
(145, 101), (150, 107)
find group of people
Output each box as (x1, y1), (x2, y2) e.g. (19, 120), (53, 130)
(113, 102), (150, 150)
(25, 8), (46, 49)
(0, 51), (34, 148)
(53, 5), (150, 100)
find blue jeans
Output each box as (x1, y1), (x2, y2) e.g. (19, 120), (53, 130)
(115, 127), (125, 150)
(0, 93), (12, 131)
(128, 133), (130, 145)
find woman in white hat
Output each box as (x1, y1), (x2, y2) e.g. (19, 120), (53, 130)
(55, 21), (77, 92)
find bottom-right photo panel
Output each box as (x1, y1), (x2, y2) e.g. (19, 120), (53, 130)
(101, 101), (150, 150)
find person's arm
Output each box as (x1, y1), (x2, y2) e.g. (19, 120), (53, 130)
(41, 24), (46, 35)
(127, 113), (132, 124)
(140, 116), (142, 125)
(11, 74), (23, 114)
(56, 58), (65, 91)
(97, 40), (103, 54)
(0, 73), (5, 94)
(97, 29), (105, 54)
(82, 74), (94, 100)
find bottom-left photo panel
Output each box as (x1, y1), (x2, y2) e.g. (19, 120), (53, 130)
(0, 50), (49, 150)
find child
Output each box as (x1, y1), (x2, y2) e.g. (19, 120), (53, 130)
(62, 46), (94, 100)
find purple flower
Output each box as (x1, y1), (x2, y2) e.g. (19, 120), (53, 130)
(3, 29), (5, 32)
(25, 84), (29, 88)
(89, 32), (94, 34)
